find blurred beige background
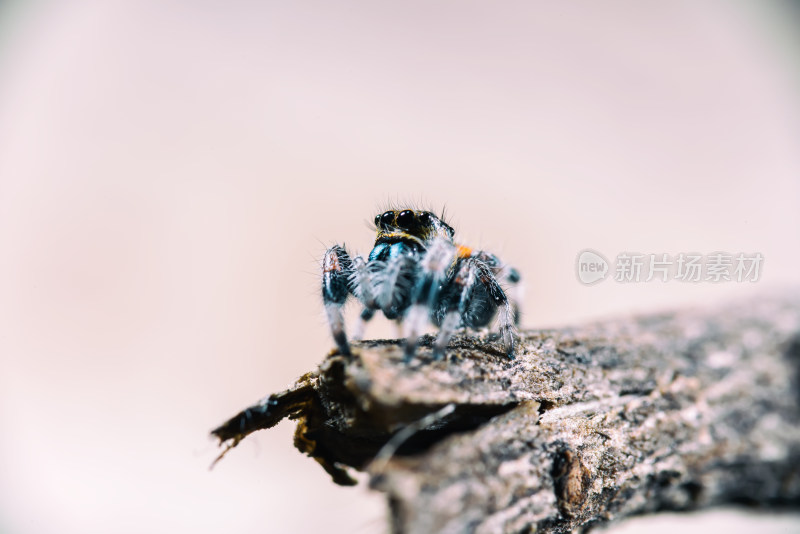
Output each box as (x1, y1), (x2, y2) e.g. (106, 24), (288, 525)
(1, 1), (799, 533)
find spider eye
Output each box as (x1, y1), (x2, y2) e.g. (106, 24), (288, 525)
(418, 212), (432, 225)
(396, 210), (415, 228)
(380, 211), (395, 228)
(374, 214), (380, 227)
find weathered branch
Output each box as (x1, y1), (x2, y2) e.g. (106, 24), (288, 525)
(211, 294), (800, 533)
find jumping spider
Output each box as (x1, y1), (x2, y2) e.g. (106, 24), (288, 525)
(322, 208), (521, 361)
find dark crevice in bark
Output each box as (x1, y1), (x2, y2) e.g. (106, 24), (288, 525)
(211, 354), (519, 483)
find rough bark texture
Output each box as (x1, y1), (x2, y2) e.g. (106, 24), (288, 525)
(211, 294), (800, 533)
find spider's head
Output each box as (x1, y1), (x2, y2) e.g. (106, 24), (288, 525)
(373, 209), (454, 247)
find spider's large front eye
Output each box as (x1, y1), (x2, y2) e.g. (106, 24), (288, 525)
(381, 211), (395, 228)
(396, 210), (414, 228)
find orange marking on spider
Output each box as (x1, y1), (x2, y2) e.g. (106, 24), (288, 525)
(456, 244), (473, 258)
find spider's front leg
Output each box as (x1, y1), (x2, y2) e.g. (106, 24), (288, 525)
(348, 256), (375, 341)
(349, 253), (415, 340)
(322, 245), (355, 356)
(403, 239), (456, 361)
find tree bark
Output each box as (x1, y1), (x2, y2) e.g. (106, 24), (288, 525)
(211, 294), (800, 533)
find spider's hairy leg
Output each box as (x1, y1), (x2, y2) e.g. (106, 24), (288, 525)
(457, 257), (516, 359)
(373, 254), (416, 319)
(394, 318), (404, 339)
(431, 257), (477, 360)
(349, 256), (377, 341)
(432, 310), (460, 361)
(352, 308), (375, 341)
(480, 263), (516, 359)
(403, 238), (456, 362)
(474, 251), (523, 326)
(497, 298), (516, 358)
(322, 245), (354, 356)
(500, 265), (523, 326)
